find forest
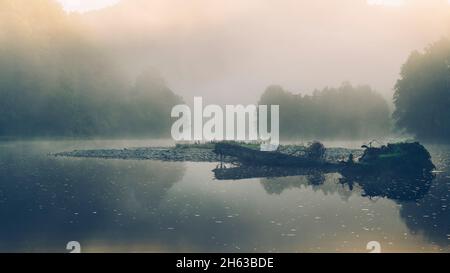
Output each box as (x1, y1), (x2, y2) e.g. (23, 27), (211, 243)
(258, 83), (391, 140)
(393, 38), (450, 142)
(0, 0), (182, 137)
(0, 0), (449, 142)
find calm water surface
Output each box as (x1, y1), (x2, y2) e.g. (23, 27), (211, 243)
(0, 140), (449, 253)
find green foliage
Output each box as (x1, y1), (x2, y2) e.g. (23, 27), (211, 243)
(258, 83), (391, 139)
(393, 38), (450, 142)
(359, 142), (435, 175)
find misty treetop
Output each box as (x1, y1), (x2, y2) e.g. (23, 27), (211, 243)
(0, 0), (182, 137)
(259, 83), (391, 140)
(393, 38), (450, 142)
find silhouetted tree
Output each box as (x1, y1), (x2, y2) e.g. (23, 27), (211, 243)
(393, 38), (450, 142)
(259, 83), (391, 139)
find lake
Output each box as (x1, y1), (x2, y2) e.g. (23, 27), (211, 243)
(0, 140), (449, 253)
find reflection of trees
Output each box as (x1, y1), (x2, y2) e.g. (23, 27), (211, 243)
(215, 165), (434, 202)
(260, 168), (446, 246)
(399, 174), (450, 246)
(260, 173), (353, 201)
(393, 38), (450, 142)
(339, 173), (433, 202)
(259, 168), (450, 247)
(217, 164), (449, 246)
(259, 171), (326, 195)
(260, 176), (310, 195)
(307, 171), (326, 186)
(0, 144), (185, 251)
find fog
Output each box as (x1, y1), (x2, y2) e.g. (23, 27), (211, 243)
(81, 0), (450, 104)
(1, 0), (449, 139)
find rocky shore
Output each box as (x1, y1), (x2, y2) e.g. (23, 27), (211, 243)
(54, 145), (362, 163)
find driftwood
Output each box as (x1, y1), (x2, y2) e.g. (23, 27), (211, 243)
(212, 142), (436, 192)
(214, 143), (336, 168)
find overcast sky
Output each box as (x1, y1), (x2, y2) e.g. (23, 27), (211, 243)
(59, 0), (450, 105)
(57, 0), (120, 12)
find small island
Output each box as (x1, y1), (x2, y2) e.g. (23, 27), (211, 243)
(55, 141), (434, 181)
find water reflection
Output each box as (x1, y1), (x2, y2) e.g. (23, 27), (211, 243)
(260, 174), (353, 201)
(0, 141), (450, 252)
(214, 162), (448, 249)
(214, 165), (433, 201)
(399, 173), (450, 247)
(0, 141), (185, 252)
(339, 174), (433, 202)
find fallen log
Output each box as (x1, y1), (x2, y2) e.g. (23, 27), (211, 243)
(214, 142), (335, 168)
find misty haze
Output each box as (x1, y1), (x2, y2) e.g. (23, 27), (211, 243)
(0, 0), (450, 254)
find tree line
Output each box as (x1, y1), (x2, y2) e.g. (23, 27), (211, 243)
(258, 83), (391, 140)
(1, 0), (449, 142)
(0, 0), (182, 137)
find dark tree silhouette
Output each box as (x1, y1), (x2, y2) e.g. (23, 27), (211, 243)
(258, 82), (391, 139)
(393, 38), (450, 142)
(0, 0), (182, 137)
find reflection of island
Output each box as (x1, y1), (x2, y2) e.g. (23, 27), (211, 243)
(259, 172), (325, 195)
(214, 164), (450, 246)
(399, 174), (450, 247)
(339, 172), (434, 202)
(214, 165), (434, 201)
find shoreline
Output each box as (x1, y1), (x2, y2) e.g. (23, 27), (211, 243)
(54, 145), (362, 163)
